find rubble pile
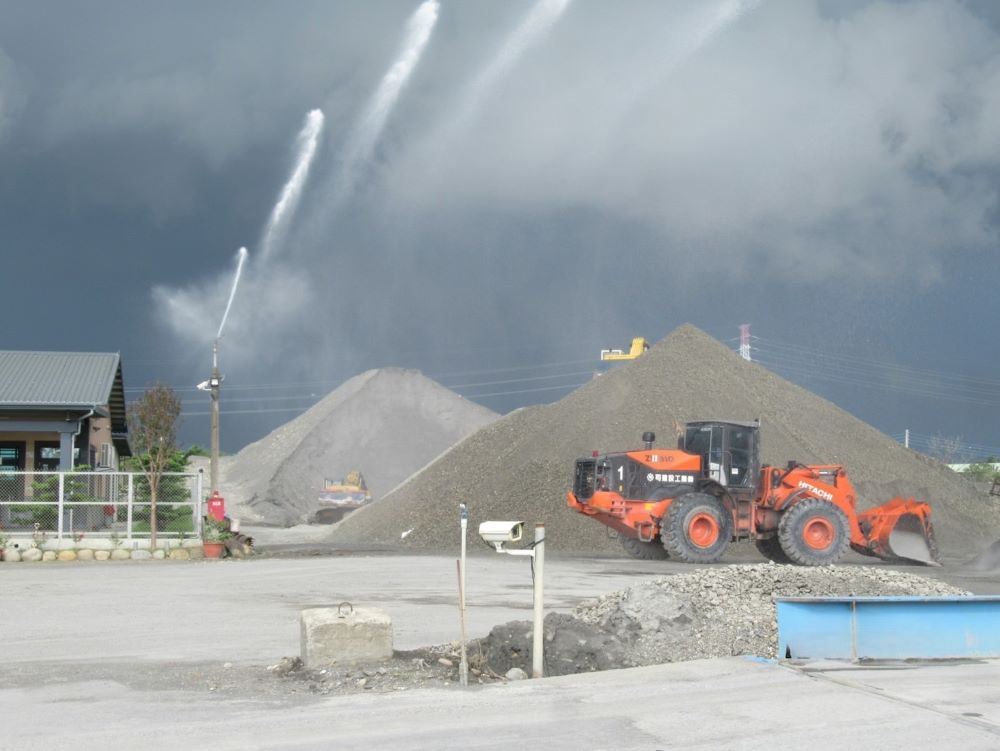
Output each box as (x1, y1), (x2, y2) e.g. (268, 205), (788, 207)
(331, 324), (995, 556)
(475, 565), (968, 676)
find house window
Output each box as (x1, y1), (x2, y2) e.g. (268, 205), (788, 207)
(35, 442), (61, 471)
(0, 442), (25, 470)
(0, 441), (26, 501)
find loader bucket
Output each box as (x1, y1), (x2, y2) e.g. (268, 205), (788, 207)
(857, 498), (940, 566)
(887, 513), (940, 567)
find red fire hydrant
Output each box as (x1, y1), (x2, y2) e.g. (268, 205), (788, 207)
(207, 491), (225, 522)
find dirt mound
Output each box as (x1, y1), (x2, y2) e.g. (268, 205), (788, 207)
(475, 565), (967, 675)
(329, 325), (995, 556)
(221, 368), (498, 525)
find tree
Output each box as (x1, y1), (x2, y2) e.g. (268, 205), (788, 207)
(127, 384), (182, 548)
(963, 462), (1000, 482)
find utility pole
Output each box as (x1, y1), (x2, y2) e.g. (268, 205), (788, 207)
(209, 339), (222, 493)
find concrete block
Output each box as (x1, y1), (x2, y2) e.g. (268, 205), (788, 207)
(300, 606), (393, 667)
(110, 549), (131, 561)
(20, 548), (42, 562)
(57, 550), (77, 561)
(76, 549), (95, 561)
(94, 550), (111, 561)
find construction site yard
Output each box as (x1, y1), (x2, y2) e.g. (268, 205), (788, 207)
(3, 551), (1000, 749)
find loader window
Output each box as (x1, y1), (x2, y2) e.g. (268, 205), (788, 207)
(729, 428), (752, 487)
(686, 425), (724, 483)
(684, 426), (713, 458)
(574, 459), (597, 500)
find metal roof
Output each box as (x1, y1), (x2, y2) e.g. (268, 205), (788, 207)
(0, 350), (122, 408)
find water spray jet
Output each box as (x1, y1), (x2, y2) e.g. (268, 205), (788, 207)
(217, 246), (248, 340)
(260, 109), (325, 261)
(456, 0), (573, 128)
(335, 0), (440, 202)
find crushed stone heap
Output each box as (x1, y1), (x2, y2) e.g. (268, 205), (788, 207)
(220, 368), (498, 526)
(330, 324), (995, 556)
(474, 565), (967, 676)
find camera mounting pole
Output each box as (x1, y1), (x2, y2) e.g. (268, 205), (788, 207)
(490, 524), (545, 678)
(458, 503), (469, 687)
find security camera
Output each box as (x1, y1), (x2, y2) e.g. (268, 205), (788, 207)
(478, 520), (524, 551)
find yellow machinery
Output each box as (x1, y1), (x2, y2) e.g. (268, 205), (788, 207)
(314, 470), (373, 524)
(600, 337), (649, 361)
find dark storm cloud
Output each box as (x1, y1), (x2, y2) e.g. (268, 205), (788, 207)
(2, 0), (999, 451)
(214, 0), (1000, 378)
(0, 43), (23, 138)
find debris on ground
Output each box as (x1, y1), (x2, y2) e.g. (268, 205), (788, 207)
(472, 564), (969, 676)
(265, 643), (504, 696)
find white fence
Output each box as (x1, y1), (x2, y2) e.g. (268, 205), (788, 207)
(0, 470), (204, 540)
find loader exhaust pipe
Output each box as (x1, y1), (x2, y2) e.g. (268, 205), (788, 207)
(642, 431), (655, 450)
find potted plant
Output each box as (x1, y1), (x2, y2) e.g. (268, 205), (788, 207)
(202, 518), (231, 559)
(0, 532), (8, 561)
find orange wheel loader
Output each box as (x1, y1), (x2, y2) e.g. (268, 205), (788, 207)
(566, 420), (939, 566)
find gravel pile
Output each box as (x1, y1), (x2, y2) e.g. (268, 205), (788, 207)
(474, 565), (968, 676)
(330, 324), (996, 556)
(221, 368), (498, 525)
(573, 564), (967, 665)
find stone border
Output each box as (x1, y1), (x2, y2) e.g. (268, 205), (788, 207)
(1, 538), (205, 562)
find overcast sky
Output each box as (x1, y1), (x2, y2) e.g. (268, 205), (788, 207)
(1, 0), (998, 456)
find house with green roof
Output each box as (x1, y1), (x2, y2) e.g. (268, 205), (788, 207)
(0, 351), (131, 475)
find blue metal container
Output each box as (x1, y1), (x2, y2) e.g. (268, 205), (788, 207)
(775, 595), (1000, 660)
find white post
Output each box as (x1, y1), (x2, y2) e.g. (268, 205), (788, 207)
(532, 523), (545, 679)
(458, 503), (469, 687)
(57, 472), (65, 539)
(126, 473), (134, 540)
(904, 429), (910, 449)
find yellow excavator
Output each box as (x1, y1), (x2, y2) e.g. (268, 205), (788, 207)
(601, 337), (649, 361)
(313, 470), (372, 524)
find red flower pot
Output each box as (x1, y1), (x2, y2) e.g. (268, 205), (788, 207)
(203, 542), (225, 559)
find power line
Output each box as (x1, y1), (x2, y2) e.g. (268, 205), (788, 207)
(752, 354), (1000, 409)
(128, 357), (600, 395)
(738, 334), (1000, 408)
(180, 378), (592, 417)
(752, 336), (1000, 391)
(460, 381), (589, 399)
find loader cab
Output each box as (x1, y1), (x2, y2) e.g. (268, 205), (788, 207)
(680, 420), (760, 492)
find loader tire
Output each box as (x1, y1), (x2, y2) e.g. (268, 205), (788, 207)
(662, 493), (732, 563)
(621, 535), (670, 560)
(754, 536), (791, 564)
(778, 499), (850, 566)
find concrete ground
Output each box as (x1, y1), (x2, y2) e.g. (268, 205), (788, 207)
(2, 551), (1000, 749)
